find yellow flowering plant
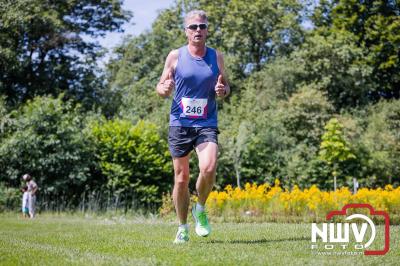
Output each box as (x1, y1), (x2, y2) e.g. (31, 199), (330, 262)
(160, 180), (400, 223)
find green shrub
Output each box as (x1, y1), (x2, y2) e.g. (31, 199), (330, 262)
(89, 119), (172, 206)
(0, 95), (95, 202)
(0, 183), (20, 211)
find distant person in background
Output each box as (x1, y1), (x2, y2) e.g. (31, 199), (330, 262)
(21, 185), (29, 218)
(22, 174), (38, 218)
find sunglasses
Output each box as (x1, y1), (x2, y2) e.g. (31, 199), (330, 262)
(186, 23), (208, 30)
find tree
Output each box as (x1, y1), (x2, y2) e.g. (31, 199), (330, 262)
(288, 30), (375, 110)
(313, 0), (400, 100)
(280, 86), (334, 146)
(105, 6), (185, 119)
(0, 0), (130, 107)
(195, 0), (304, 72)
(217, 71), (295, 187)
(276, 87), (334, 187)
(361, 100), (400, 186)
(224, 0), (304, 71)
(319, 118), (356, 191)
(232, 121), (253, 188)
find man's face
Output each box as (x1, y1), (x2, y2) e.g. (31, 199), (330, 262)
(185, 16), (208, 44)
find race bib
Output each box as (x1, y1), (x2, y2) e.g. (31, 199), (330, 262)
(180, 97), (208, 119)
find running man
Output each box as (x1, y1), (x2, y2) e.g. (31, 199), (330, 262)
(156, 10), (230, 244)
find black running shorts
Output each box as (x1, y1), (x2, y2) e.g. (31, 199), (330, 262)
(168, 127), (219, 158)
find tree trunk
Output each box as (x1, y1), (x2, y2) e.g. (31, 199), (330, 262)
(234, 163), (241, 189)
(334, 175), (337, 192)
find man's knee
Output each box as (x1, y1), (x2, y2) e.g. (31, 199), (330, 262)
(199, 163), (216, 178)
(174, 169), (190, 187)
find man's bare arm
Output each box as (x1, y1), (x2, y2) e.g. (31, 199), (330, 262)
(215, 51), (230, 98)
(156, 50), (178, 97)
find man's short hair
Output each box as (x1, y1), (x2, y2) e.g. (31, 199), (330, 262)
(184, 10), (208, 27)
(22, 174), (31, 181)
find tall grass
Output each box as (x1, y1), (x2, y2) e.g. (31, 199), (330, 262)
(1, 185), (159, 215)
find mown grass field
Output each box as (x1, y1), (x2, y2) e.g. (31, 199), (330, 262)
(0, 213), (399, 265)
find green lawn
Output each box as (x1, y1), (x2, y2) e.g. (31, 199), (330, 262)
(0, 213), (399, 265)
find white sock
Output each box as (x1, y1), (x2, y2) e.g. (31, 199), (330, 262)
(195, 202), (205, 212)
(179, 224), (189, 231)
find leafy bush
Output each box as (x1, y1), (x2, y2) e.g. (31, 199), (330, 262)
(0, 183), (20, 211)
(89, 119), (172, 206)
(0, 96), (95, 200)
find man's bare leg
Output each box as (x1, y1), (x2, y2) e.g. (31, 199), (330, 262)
(196, 142), (218, 205)
(191, 142), (218, 237)
(172, 155), (190, 224)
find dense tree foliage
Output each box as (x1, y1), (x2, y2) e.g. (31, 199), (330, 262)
(201, 0), (304, 72)
(361, 100), (400, 186)
(0, 0), (130, 107)
(316, 0), (400, 100)
(288, 31), (376, 109)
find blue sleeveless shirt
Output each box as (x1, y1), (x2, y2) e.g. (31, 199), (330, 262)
(169, 45), (219, 127)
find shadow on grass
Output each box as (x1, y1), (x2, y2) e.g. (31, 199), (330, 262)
(207, 236), (309, 244)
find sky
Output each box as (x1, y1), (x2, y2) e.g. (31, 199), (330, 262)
(99, 0), (176, 50)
